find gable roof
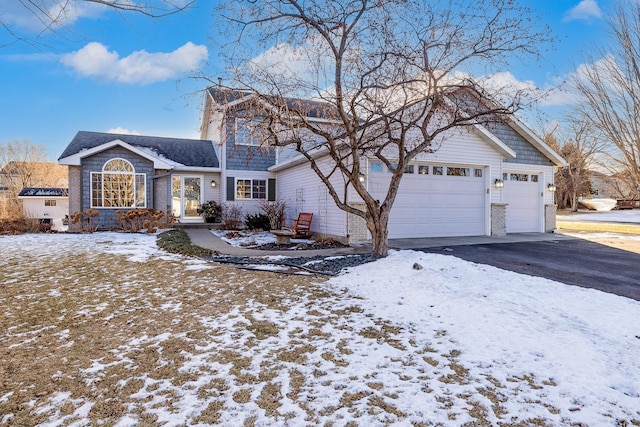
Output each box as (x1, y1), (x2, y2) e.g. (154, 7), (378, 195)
(18, 187), (69, 198)
(207, 87), (339, 121)
(58, 131), (219, 169)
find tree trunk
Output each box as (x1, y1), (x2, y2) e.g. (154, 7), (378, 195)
(366, 209), (390, 257)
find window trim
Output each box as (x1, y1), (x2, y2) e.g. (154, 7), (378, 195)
(44, 199), (57, 207)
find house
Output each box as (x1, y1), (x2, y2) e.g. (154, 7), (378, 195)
(59, 86), (566, 240)
(58, 133), (222, 230)
(17, 187), (69, 231)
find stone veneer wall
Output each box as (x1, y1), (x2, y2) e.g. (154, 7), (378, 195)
(545, 204), (557, 232)
(491, 203), (507, 236)
(67, 166), (82, 232)
(347, 202), (368, 243)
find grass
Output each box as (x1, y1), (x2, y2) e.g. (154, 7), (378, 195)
(156, 228), (214, 257)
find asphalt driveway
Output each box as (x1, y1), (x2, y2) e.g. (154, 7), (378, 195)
(418, 239), (640, 301)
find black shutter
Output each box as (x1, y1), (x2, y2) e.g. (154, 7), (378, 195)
(267, 178), (276, 201)
(226, 176), (235, 201)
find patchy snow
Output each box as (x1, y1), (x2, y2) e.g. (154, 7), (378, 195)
(578, 198), (618, 211)
(1, 232), (639, 425)
(558, 209), (640, 223)
(211, 229), (313, 247)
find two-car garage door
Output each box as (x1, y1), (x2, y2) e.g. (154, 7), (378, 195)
(369, 164), (486, 239)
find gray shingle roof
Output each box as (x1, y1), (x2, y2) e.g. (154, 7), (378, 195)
(18, 188), (69, 197)
(59, 131), (219, 168)
(208, 87), (339, 120)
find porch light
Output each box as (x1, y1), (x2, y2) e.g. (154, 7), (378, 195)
(547, 183), (556, 192)
(494, 178), (504, 188)
(210, 180), (217, 188)
(358, 173), (366, 183)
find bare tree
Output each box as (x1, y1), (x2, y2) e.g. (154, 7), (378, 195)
(545, 119), (601, 211)
(1, 0), (193, 48)
(217, 0), (552, 256)
(0, 140), (67, 220)
(570, 0), (640, 198)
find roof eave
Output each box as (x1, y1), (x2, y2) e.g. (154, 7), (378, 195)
(58, 139), (175, 169)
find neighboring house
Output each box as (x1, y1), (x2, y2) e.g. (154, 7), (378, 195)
(59, 86), (566, 240)
(17, 188), (69, 231)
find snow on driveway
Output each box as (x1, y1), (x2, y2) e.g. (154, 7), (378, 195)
(1, 232), (639, 425)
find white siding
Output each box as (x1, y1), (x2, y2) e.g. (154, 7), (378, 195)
(224, 170), (274, 217)
(22, 198), (69, 231)
(275, 158), (347, 238)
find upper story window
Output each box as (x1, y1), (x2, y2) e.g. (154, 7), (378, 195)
(91, 158), (146, 208)
(370, 161), (383, 173)
(44, 200), (57, 206)
(235, 118), (264, 146)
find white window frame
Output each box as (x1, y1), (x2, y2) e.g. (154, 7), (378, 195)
(44, 200), (57, 207)
(91, 158), (146, 208)
(236, 178), (267, 200)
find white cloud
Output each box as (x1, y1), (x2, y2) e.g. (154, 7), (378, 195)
(0, 1), (105, 33)
(563, 0), (602, 22)
(61, 42), (208, 84)
(107, 127), (141, 135)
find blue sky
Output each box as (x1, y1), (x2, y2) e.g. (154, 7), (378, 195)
(0, 0), (610, 160)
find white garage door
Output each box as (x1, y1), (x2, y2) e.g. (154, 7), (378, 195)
(369, 164), (486, 239)
(503, 172), (542, 233)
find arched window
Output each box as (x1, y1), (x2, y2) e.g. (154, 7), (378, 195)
(91, 158), (146, 208)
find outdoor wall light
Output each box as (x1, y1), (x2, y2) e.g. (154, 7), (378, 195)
(358, 173), (366, 183)
(494, 178), (504, 188)
(547, 183), (557, 192)
(210, 180), (217, 188)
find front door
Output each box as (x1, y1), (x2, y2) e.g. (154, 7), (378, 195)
(172, 176), (203, 221)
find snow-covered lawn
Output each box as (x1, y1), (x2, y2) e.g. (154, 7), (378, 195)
(558, 209), (640, 223)
(1, 232), (639, 425)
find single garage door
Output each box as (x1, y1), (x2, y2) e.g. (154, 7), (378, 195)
(503, 172), (542, 233)
(369, 164), (486, 239)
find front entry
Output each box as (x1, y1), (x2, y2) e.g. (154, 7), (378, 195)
(172, 175), (203, 222)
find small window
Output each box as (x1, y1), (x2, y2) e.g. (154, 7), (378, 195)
(370, 161), (383, 173)
(531, 175), (539, 182)
(510, 173), (528, 182)
(503, 172), (508, 181)
(404, 164), (415, 174)
(44, 200), (57, 207)
(474, 169), (483, 178)
(447, 167), (470, 177)
(235, 118), (263, 146)
(236, 179), (266, 199)
(418, 165), (429, 175)
(433, 166), (443, 176)
(388, 163), (398, 173)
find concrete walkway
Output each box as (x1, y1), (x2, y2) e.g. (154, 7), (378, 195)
(184, 228), (574, 257)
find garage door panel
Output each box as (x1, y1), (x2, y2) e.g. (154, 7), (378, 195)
(370, 168), (486, 239)
(504, 174), (541, 233)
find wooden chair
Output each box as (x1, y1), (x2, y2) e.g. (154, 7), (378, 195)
(282, 212), (313, 238)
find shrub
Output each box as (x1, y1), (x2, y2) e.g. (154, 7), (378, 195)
(71, 208), (100, 232)
(259, 199), (287, 230)
(220, 203), (243, 230)
(197, 200), (221, 222)
(115, 208), (166, 233)
(245, 213), (271, 231)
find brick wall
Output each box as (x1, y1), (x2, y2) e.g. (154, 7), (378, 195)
(67, 166), (82, 232)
